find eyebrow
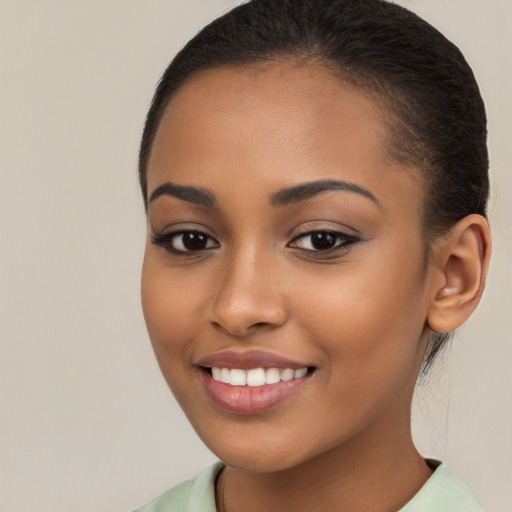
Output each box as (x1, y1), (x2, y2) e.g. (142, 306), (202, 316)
(149, 182), (217, 208)
(148, 178), (379, 209)
(270, 179), (379, 206)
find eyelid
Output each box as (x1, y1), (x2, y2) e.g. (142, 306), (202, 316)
(151, 228), (220, 254)
(150, 221), (218, 243)
(150, 223), (361, 256)
(288, 228), (360, 254)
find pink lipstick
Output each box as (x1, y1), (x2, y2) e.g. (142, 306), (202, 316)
(196, 350), (314, 414)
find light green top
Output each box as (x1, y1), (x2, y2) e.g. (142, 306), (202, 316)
(134, 461), (486, 512)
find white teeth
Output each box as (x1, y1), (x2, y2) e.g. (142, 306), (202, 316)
(220, 368), (231, 384)
(294, 368), (307, 378)
(247, 368), (266, 386)
(212, 367), (221, 381)
(210, 366), (309, 386)
(280, 368), (295, 381)
(265, 368), (281, 384)
(230, 369), (247, 386)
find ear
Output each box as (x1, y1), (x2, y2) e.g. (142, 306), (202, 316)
(427, 214), (491, 334)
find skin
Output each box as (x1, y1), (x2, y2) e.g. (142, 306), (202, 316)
(141, 61), (490, 512)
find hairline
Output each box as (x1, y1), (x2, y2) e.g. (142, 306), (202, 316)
(140, 54), (429, 203)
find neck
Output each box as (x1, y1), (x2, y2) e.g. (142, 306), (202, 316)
(217, 412), (432, 512)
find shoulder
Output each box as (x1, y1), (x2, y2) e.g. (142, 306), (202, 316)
(133, 461), (224, 512)
(399, 463), (486, 512)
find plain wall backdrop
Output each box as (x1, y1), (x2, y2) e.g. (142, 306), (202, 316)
(1, 1), (511, 511)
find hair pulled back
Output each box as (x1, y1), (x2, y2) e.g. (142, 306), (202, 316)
(138, 0), (489, 373)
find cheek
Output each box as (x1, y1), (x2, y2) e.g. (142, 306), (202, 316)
(141, 252), (203, 362)
(292, 249), (428, 390)
(140, 252), (207, 411)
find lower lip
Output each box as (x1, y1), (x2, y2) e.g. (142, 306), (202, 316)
(202, 370), (311, 414)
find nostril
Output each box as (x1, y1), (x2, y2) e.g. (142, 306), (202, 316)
(210, 320), (272, 337)
(209, 294), (288, 336)
(252, 322), (270, 328)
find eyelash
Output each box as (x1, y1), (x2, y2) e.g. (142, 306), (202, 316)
(289, 229), (359, 254)
(151, 230), (220, 255)
(151, 229), (359, 256)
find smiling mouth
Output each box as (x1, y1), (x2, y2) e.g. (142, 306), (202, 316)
(207, 366), (311, 386)
(196, 350), (316, 413)
(201, 366), (315, 414)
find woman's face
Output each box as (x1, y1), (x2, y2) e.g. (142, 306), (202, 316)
(141, 62), (435, 472)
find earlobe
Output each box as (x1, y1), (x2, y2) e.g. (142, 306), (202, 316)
(427, 214), (491, 334)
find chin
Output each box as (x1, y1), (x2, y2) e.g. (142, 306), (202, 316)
(193, 424), (311, 473)
(216, 447), (306, 473)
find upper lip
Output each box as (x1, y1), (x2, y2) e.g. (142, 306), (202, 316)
(195, 350), (312, 370)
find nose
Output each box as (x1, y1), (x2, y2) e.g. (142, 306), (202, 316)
(209, 246), (288, 337)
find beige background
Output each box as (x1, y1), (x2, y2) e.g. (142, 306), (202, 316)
(1, 1), (511, 511)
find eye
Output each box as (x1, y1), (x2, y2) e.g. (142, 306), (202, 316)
(152, 230), (220, 254)
(289, 230), (358, 252)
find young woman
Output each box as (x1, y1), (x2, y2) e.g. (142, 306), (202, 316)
(135, 0), (491, 510)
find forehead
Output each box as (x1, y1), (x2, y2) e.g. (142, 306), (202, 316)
(147, 61), (421, 215)
(166, 61), (379, 125)
(155, 62), (388, 156)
